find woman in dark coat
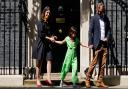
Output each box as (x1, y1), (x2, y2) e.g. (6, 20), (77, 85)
(32, 6), (55, 87)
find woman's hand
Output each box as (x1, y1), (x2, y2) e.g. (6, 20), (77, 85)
(45, 36), (55, 42)
(49, 37), (55, 42)
(46, 35), (57, 43)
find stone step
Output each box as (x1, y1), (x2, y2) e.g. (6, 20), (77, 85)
(0, 75), (23, 87)
(24, 73), (128, 87)
(24, 73), (85, 86)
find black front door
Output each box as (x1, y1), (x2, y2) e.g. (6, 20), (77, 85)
(41, 0), (80, 73)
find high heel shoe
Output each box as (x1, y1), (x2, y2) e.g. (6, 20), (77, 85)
(36, 80), (42, 88)
(45, 80), (53, 86)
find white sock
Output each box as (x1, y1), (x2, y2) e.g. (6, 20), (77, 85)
(60, 80), (63, 87)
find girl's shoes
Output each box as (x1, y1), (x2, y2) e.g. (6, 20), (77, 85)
(45, 80), (53, 86)
(60, 80), (63, 87)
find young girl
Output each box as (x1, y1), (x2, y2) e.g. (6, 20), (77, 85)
(54, 26), (88, 87)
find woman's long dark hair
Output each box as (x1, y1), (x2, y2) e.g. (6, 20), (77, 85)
(40, 6), (50, 21)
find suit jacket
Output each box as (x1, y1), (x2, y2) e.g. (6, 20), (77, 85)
(88, 14), (111, 49)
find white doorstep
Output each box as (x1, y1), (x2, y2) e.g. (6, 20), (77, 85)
(0, 75), (23, 87)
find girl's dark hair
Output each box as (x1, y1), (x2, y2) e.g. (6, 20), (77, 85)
(69, 26), (77, 37)
(40, 6), (50, 20)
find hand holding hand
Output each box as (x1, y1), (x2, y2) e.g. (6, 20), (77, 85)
(50, 35), (57, 42)
(52, 36), (57, 40)
(49, 37), (55, 42)
(88, 45), (93, 48)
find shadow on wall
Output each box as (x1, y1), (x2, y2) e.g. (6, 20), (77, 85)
(27, 0), (41, 66)
(80, 0), (93, 26)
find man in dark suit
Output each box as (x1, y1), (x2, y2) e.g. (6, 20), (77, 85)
(85, 2), (111, 88)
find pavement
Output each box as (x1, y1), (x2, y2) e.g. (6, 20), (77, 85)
(0, 73), (128, 89)
(5, 80), (127, 89)
(0, 86), (128, 89)
(0, 80), (128, 89)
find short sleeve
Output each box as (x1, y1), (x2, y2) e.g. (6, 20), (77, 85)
(65, 36), (69, 42)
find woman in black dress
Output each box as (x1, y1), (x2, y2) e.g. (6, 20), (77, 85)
(32, 6), (55, 87)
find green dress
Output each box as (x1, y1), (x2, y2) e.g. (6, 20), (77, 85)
(61, 36), (79, 84)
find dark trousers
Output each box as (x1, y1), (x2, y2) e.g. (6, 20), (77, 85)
(86, 41), (108, 82)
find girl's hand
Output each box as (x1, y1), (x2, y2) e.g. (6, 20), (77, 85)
(80, 42), (89, 48)
(83, 45), (89, 48)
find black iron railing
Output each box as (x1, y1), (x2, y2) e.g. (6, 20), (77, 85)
(0, 0), (27, 75)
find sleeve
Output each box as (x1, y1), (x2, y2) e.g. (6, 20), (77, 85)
(36, 21), (46, 39)
(88, 16), (94, 45)
(65, 36), (68, 43)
